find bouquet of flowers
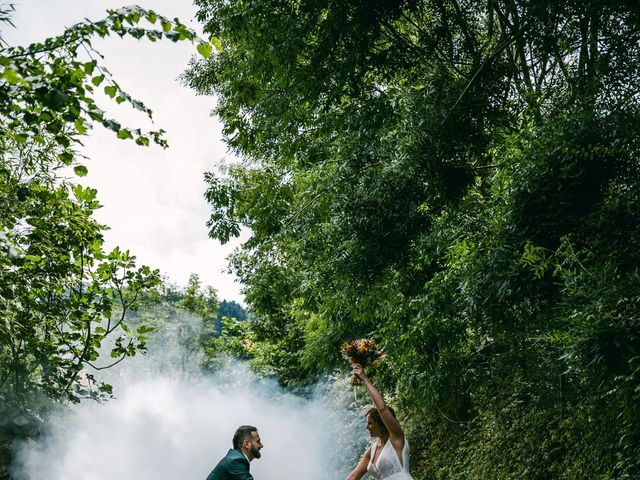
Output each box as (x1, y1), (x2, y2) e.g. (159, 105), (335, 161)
(340, 338), (385, 385)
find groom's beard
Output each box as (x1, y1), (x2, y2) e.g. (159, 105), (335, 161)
(250, 445), (261, 459)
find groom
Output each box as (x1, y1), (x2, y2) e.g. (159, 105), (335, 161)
(205, 425), (263, 480)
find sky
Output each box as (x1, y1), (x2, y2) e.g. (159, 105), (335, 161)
(4, 0), (247, 303)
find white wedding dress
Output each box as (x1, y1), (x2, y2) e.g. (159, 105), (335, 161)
(366, 439), (414, 480)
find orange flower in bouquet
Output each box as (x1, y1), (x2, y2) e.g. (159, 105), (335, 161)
(340, 338), (385, 385)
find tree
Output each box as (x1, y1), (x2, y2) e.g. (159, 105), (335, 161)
(217, 299), (246, 322)
(125, 274), (219, 375)
(187, 1), (640, 478)
(0, 4), (215, 408)
(215, 299), (247, 333)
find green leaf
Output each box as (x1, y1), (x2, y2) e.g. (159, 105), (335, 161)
(102, 119), (121, 131)
(89, 108), (105, 121)
(117, 128), (133, 140)
(14, 133), (28, 145)
(74, 118), (88, 134)
(136, 325), (155, 334)
(135, 136), (150, 146)
(197, 42), (213, 59)
(129, 28), (145, 39)
(83, 60), (97, 75)
(60, 151), (74, 164)
(104, 85), (117, 98)
(91, 75), (105, 86)
(73, 165), (88, 177)
(210, 36), (223, 51)
(165, 31), (180, 42)
(2, 68), (24, 84)
(131, 100), (147, 112)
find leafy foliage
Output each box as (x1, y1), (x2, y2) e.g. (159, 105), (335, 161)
(215, 299), (247, 333)
(187, 1), (640, 478)
(0, 4), (214, 408)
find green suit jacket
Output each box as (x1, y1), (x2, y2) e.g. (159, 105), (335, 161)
(205, 448), (253, 480)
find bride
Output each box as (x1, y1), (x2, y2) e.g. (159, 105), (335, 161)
(345, 364), (414, 480)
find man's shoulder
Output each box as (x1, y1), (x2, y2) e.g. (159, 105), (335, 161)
(206, 450), (249, 480)
(226, 449), (248, 462)
(221, 449), (249, 467)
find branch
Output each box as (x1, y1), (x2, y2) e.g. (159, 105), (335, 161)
(441, 33), (520, 126)
(449, 0), (480, 64)
(85, 340), (134, 371)
(376, 16), (425, 58)
(473, 163), (502, 170)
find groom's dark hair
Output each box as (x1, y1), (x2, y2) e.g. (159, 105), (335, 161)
(233, 425), (258, 449)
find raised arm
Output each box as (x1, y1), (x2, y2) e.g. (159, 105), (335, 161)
(345, 446), (371, 480)
(353, 363), (405, 448)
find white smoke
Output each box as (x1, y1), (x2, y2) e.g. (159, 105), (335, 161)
(10, 318), (368, 480)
